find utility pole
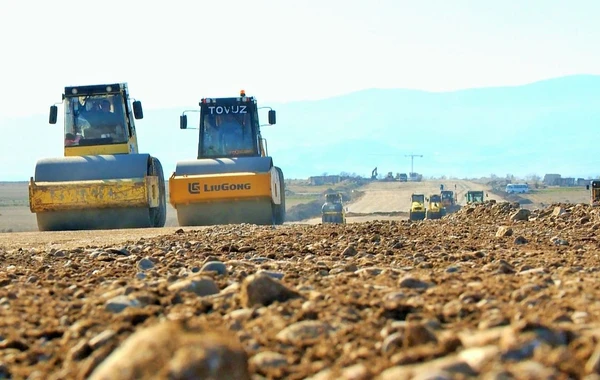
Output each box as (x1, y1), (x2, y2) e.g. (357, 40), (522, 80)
(405, 154), (423, 175)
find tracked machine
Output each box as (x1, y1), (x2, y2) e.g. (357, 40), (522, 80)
(29, 83), (166, 231)
(170, 90), (285, 226)
(321, 193), (346, 224)
(426, 194), (444, 219)
(409, 193), (426, 221)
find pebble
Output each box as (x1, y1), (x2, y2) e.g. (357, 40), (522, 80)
(200, 261), (227, 275)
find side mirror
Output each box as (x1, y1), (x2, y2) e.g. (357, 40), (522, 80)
(180, 115), (188, 130)
(268, 110), (276, 125)
(133, 100), (144, 119)
(49, 105), (58, 124)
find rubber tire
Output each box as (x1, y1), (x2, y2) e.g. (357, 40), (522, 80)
(273, 166), (286, 225)
(149, 157), (167, 228)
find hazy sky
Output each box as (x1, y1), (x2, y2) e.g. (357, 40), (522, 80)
(1, 0), (598, 119)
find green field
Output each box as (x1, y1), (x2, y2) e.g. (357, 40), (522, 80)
(519, 186), (589, 207)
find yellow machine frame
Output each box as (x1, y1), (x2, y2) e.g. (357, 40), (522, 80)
(28, 83), (166, 231)
(169, 170), (280, 206)
(30, 177), (159, 212)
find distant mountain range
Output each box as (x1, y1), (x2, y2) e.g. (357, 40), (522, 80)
(1, 75), (599, 181)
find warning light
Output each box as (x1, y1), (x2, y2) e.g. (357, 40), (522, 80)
(240, 89), (246, 97)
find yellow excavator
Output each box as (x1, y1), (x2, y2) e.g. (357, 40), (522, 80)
(409, 193), (426, 221)
(426, 194), (444, 219)
(169, 90), (285, 226)
(28, 83), (166, 231)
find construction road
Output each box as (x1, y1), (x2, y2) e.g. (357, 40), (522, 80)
(301, 179), (509, 224)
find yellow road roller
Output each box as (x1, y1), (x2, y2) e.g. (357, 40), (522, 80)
(169, 90), (285, 226)
(321, 192), (346, 224)
(409, 193), (426, 221)
(425, 194), (444, 219)
(29, 83), (167, 231)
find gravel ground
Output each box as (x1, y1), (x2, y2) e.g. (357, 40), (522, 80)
(1, 201), (600, 379)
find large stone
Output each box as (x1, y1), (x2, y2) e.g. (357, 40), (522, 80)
(495, 226), (513, 237)
(167, 276), (219, 297)
(510, 209), (530, 221)
(398, 276), (433, 289)
(276, 321), (331, 346)
(88, 321), (250, 380)
(240, 273), (301, 307)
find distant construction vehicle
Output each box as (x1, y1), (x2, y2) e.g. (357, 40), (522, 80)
(441, 190), (459, 214)
(399, 173), (408, 182)
(586, 181), (600, 205)
(465, 190), (486, 204)
(426, 194), (444, 219)
(409, 193), (426, 221)
(169, 90), (285, 226)
(321, 193), (346, 224)
(409, 172), (423, 182)
(29, 83), (166, 231)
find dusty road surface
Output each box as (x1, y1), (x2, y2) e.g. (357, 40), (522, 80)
(347, 180), (504, 214)
(2, 201), (600, 379)
(0, 227), (197, 251)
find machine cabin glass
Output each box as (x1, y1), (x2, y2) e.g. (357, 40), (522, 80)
(199, 102), (259, 158)
(468, 192), (484, 203)
(412, 194), (425, 203)
(326, 193), (341, 204)
(64, 94), (128, 147)
(430, 194), (441, 203)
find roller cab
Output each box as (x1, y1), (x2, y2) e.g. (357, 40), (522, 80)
(465, 191), (486, 204)
(171, 91), (285, 226)
(425, 194), (443, 220)
(29, 83), (167, 231)
(409, 193), (426, 221)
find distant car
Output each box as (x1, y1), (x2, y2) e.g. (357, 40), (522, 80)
(505, 183), (529, 194)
